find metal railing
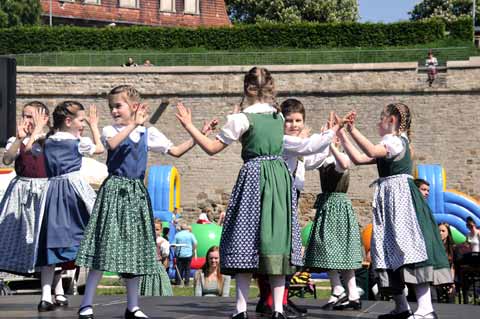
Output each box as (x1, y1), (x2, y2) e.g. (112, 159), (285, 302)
(12, 47), (477, 67)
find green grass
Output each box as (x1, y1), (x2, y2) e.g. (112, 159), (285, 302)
(13, 39), (479, 67)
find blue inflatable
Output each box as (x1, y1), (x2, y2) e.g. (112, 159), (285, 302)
(416, 164), (480, 236)
(146, 165), (181, 222)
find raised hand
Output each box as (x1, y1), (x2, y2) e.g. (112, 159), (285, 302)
(134, 103), (149, 126)
(16, 119), (29, 139)
(32, 108), (49, 135)
(299, 126), (311, 138)
(175, 102), (193, 128)
(86, 104), (99, 127)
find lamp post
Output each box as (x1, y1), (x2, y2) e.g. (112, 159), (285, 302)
(474, 0), (476, 29)
(49, 0), (52, 27)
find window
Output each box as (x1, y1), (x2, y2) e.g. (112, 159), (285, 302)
(119, 0), (139, 8)
(160, 0), (175, 12)
(83, 0), (101, 4)
(184, 0), (199, 14)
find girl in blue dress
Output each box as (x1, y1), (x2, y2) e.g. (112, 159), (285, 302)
(76, 85), (212, 319)
(33, 101), (104, 312)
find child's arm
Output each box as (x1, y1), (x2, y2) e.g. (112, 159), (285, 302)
(330, 143), (350, 171)
(176, 103), (227, 156)
(167, 119), (219, 158)
(348, 125), (388, 158)
(105, 105), (148, 150)
(337, 129), (375, 165)
(86, 105), (104, 155)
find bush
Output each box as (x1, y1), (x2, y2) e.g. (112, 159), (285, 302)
(446, 17), (474, 41)
(0, 19), (457, 54)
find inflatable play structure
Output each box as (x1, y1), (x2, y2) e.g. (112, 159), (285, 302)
(416, 164), (480, 243)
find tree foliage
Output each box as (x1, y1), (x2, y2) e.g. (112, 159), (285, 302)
(0, 0), (42, 28)
(226, 0), (359, 24)
(410, 0), (479, 23)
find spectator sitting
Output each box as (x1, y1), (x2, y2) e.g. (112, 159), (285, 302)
(143, 59), (154, 66)
(194, 246), (231, 297)
(122, 57), (138, 67)
(414, 178), (430, 200)
(154, 219), (170, 268)
(174, 223), (197, 286)
(197, 213), (211, 224)
(436, 223), (456, 303)
(466, 217), (480, 253)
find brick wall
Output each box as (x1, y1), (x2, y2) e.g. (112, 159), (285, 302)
(40, 0), (230, 27)
(6, 61), (480, 225)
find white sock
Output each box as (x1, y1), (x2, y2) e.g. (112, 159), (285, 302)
(235, 273), (252, 314)
(40, 265), (55, 303)
(52, 272), (65, 300)
(393, 292), (410, 313)
(341, 270), (360, 301)
(79, 269), (103, 315)
(328, 270), (345, 303)
(414, 283), (434, 316)
(269, 275), (285, 313)
(126, 277), (140, 312)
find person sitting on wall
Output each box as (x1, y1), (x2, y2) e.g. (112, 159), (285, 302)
(122, 57), (138, 67)
(425, 50), (438, 87)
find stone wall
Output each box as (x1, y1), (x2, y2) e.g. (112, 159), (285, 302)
(6, 60), (480, 225)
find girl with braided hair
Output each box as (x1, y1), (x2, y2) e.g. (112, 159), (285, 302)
(338, 103), (451, 319)
(176, 67), (348, 319)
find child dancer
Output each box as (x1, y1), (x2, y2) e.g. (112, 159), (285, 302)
(0, 102), (50, 276)
(76, 85), (212, 319)
(303, 112), (363, 311)
(139, 219), (173, 296)
(339, 103), (451, 319)
(176, 68), (349, 319)
(34, 101), (103, 311)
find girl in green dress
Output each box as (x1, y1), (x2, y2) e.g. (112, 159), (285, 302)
(339, 103), (451, 319)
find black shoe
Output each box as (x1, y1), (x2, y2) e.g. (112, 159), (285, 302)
(38, 300), (56, 312)
(333, 299), (362, 310)
(271, 312), (287, 319)
(125, 308), (149, 319)
(78, 305), (94, 319)
(256, 302), (272, 317)
(378, 310), (413, 319)
(232, 311), (248, 319)
(55, 294), (69, 307)
(287, 300), (307, 314)
(283, 304), (302, 319)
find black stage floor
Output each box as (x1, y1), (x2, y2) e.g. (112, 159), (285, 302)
(0, 296), (477, 319)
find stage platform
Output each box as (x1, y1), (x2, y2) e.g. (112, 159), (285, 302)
(0, 296), (477, 319)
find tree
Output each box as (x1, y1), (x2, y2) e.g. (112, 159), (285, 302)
(0, 0), (42, 28)
(410, 0), (479, 23)
(226, 0), (359, 24)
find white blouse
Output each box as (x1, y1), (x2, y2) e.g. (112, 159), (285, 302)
(102, 125), (173, 154)
(5, 136), (43, 157)
(467, 230), (480, 253)
(48, 132), (96, 156)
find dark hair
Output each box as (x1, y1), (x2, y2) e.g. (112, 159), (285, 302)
(280, 98), (305, 121)
(438, 222), (454, 264)
(108, 85), (140, 108)
(240, 67), (278, 112)
(466, 217), (476, 226)
(201, 246), (223, 291)
(384, 102), (412, 139)
(49, 101), (85, 136)
(414, 178), (430, 188)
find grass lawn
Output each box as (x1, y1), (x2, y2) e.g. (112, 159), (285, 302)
(13, 39), (479, 67)
(96, 276), (331, 299)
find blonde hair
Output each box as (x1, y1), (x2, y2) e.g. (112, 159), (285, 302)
(240, 67), (278, 112)
(108, 85), (140, 106)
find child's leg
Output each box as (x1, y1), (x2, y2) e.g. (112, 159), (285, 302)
(40, 265), (56, 303)
(341, 270), (360, 301)
(79, 269), (103, 315)
(269, 275), (285, 313)
(392, 292), (411, 313)
(235, 273), (252, 314)
(328, 270), (345, 303)
(52, 270), (67, 303)
(414, 283), (434, 316)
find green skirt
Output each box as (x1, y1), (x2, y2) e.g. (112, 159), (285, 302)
(76, 176), (160, 275)
(304, 192), (363, 271)
(139, 262), (173, 296)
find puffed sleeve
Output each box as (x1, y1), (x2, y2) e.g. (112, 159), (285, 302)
(147, 127), (174, 154)
(304, 150), (330, 171)
(283, 130), (335, 157)
(5, 137), (19, 156)
(101, 125), (117, 147)
(78, 137), (96, 156)
(380, 134), (404, 159)
(216, 113), (250, 145)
